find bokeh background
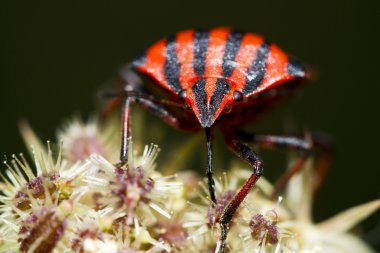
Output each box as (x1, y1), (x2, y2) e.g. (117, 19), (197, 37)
(1, 0), (379, 250)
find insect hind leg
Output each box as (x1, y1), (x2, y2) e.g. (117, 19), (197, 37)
(232, 129), (333, 196)
(216, 127), (264, 253)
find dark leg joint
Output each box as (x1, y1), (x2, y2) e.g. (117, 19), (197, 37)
(217, 129), (265, 253)
(233, 141), (264, 173)
(254, 160), (264, 177)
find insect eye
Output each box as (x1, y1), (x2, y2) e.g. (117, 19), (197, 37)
(179, 89), (187, 102)
(233, 90), (243, 102)
(224, 105), (232, 114)
(184, 104), (192, 111)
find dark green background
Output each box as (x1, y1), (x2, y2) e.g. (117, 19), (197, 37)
(1, 0), (379, 249)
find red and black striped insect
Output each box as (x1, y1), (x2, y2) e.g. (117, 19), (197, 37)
(104, 27), (330, 253)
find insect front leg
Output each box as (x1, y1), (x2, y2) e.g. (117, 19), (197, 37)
(119, 93), (195, 165)
(119, 97), (132, 164)
(205, 127), (217, 204)
(217, 128), (264, 253)
(99, 64), (144, 120)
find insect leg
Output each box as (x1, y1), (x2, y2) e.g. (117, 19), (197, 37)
(133, 96), (186, 129)
(119, 97), (132, 164)
(205, 127), (217, 204)
(115, 65), (143, 164)
(99, 64), (143, 120)
(233, 129), (333, 196)
(118, 93), (196, 164)
(217, 129), (264, 253)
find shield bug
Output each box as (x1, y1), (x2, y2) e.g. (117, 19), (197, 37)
(103, 27), (331, 253)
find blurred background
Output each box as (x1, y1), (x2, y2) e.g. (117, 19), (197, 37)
(1, 0), (379, 250)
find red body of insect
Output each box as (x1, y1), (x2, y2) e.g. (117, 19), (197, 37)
(114, 27), (314, 253)
(132, 27), (307, 128)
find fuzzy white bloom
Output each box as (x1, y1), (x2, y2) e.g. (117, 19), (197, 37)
(82, 142), (183, 227)
(237, 159), (380, 253)
(1, 118), (378, 253)
(0, 141), (87, 253)
(57, 117), (120, 163)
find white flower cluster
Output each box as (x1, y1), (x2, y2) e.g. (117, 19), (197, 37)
(0, 118), (378, 253)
